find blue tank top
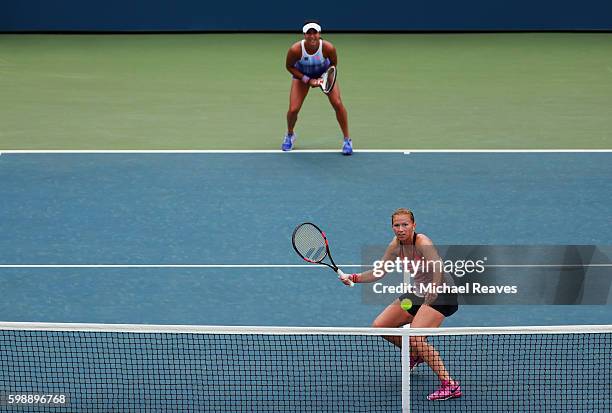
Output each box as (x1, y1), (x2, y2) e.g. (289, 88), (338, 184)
(293, 40), (331, 78)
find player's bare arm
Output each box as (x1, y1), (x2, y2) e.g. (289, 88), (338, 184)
(415, 234), (444, 304)
(322, 41), (338, 67)
(286, 43), (319, 87)
(340, 238), (398, 285)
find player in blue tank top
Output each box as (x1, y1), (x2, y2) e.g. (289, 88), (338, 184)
(281, 21), (352, 155)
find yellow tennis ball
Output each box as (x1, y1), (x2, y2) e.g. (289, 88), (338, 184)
(400, 298), (413, 311)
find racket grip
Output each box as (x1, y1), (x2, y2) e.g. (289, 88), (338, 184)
(336, 269), (354, 287)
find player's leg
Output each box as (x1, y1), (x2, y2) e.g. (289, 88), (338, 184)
(409, 305), (446, 375)
(282, 79), (310, 151)
(411, 306), (461, 400)
(326, 82), (349, 137)
(372, 298), (413, 347)
(326, 83), (352, 155)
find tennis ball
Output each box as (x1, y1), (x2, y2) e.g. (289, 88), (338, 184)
(400, 298), (413, 311)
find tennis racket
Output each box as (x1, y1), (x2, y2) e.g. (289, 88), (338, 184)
(292, 222), (353, 286)
(319, 66), (337, 95)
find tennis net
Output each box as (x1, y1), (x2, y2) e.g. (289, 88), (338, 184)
(0, 322), (610, 412)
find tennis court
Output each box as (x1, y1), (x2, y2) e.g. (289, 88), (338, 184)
(1, 34), (611, 150)
(1, 27), (611, 412)
(1, 151), (611, 328)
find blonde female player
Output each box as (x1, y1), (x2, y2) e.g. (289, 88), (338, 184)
(281, 20), (352, 155)
(339, 208), (462, 401)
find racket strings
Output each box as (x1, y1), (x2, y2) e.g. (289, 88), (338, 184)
(322, 67), (336, 93)
(293, 224), (327, 262)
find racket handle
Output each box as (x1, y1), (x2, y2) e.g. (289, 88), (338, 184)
(336, 269), (354, 287)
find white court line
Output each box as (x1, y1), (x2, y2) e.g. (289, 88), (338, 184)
(0, 149), (611, 154)
(1, 149), (395, 154)
(0, 264), (361, 268)
(0, 264), (610, 269)
(486, 264), (612, 268)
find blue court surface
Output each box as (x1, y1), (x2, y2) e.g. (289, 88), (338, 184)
(1, 152), (611, 327)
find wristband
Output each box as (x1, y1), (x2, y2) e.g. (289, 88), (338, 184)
(301, 75), (310, 84)
(349, 274), (360, 283)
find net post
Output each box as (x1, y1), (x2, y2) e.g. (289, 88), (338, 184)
(401, 324), (410, 413)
